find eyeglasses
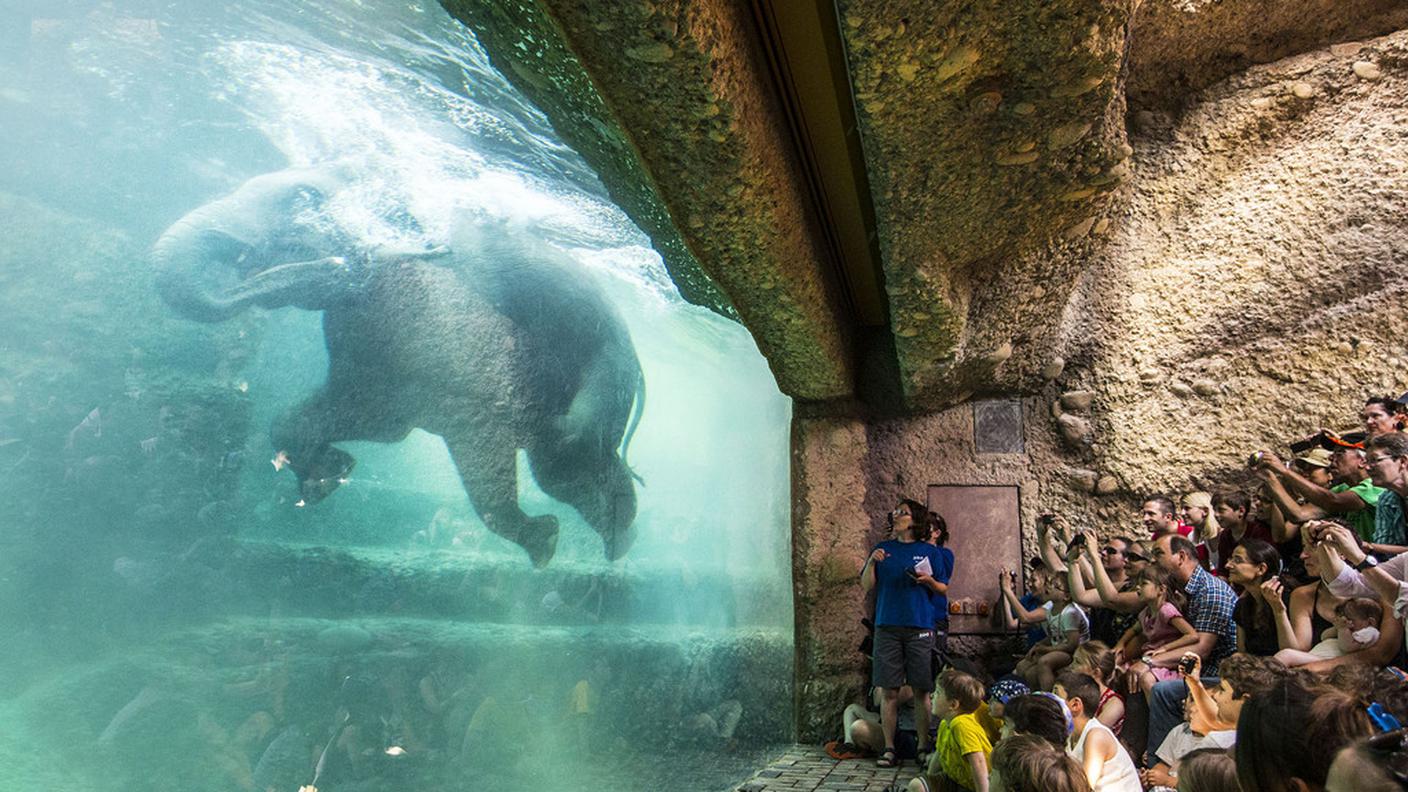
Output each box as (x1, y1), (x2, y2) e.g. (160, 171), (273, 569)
(1100, 547), (1123, 556)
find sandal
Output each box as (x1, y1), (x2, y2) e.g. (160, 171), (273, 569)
(876, 747), (898, 767)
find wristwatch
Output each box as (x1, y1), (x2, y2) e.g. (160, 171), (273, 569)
(1356, 555), (1380, 572)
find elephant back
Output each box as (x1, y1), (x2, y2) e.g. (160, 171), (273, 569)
(461, 236), (640, 421)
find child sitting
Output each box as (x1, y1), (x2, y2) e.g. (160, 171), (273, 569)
(1273, 597), (1383, 668)
(830, 685), (932, 762)
(989, 734), (1092, 792)
(999, 692), (1073, 749)
(1114, 566), (1197, 700)
(1054, 672), (1142, 792)
(1072, 641), (1124, 736)
(908, 670), (993, 792)
(1002, 566), (1089, 690)
(1140, 690), (1236, 791)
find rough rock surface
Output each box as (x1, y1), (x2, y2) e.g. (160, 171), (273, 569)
(1127, 0), (1408, 110)
(439, 0), (857, 401)
(1051, 31), (1408, 502)
(836, 0), (1136, 403)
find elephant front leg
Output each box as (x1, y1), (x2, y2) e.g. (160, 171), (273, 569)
(270, 385), (408, 506)
(446, 435), (559, 568)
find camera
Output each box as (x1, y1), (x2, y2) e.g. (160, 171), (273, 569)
(1039, 513), (1056, 526)
(1069, 533), (1087, 550)
(1179, 655), (1197, 675)
(1247, 451), (1265, 468)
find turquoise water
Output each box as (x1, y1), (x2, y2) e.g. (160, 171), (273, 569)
(0, 2), (793, 790)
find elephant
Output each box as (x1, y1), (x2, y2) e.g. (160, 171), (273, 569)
(152, 164), (643, 566)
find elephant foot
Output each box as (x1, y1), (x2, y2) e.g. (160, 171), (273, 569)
(517, 515), (560, 569)
(292, 446), (356, 505)
(602, 521), (636, 561)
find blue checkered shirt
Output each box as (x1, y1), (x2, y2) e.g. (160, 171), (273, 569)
(1183, 565), (1238, 675)
(1374, 490), (1406, 546)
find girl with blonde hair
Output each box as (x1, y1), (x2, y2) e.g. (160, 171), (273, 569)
(1181, 492), (1220, 569)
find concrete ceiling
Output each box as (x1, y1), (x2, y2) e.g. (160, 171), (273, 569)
(439, 0), (1408, 411)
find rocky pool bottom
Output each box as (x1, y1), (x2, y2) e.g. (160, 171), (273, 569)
(0, 541), (794, 792)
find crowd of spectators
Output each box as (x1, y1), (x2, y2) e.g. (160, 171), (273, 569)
(832, 395), (1408, 792)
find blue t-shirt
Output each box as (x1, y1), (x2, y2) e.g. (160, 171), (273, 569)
(1019, 593), (1047, 648)
(929, 546), (956, 622)
(867, 539), (948, 628)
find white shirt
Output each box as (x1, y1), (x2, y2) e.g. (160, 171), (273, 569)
(1327, 557), (1408, 651)
(1068, 718), (1143, 792)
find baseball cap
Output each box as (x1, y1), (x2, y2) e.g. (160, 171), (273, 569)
(1294, 448), (1333, 468)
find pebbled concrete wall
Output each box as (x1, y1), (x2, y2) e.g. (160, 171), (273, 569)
(439, 0), (858, 402)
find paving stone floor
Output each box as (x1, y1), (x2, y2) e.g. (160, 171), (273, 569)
(733, 744), (920, 792)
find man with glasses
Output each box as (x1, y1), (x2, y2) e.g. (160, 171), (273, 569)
(860, 499), (949, 767)
(1364, 433), (1408, 558)
(1065, 533), (1143, 646)
(1257, 441), (1381, 541)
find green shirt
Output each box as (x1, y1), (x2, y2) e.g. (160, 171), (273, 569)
(1331, 478), (1383, 541)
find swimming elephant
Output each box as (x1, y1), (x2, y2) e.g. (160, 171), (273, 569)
(152, 164), (643, 566)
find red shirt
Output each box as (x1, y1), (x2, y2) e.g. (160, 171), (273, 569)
(1214, 520), (1274, 576)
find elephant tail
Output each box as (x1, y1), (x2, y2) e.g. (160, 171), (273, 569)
(620, 370), (646, 486)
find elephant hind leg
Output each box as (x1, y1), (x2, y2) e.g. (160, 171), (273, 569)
(445, 434), (559, 568)
(528, 447), (637, 561)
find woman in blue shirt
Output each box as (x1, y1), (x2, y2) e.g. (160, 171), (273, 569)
(861, 498), (950, 767)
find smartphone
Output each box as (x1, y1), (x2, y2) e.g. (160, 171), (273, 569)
(1179, 655), (1197, 675)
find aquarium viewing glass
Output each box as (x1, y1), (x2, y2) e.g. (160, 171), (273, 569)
(0, 2), (794, 790)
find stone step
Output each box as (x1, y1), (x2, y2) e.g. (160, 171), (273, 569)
(163, 536), (792, 629)
(4, 615), (793, 792)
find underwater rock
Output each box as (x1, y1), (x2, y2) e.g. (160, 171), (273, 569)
(316, 623), (374, 652)
(253, 725), (311, 792)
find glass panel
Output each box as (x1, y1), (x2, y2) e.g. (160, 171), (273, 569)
(0, 3), (793, 790)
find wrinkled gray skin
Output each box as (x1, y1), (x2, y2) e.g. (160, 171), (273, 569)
(152, 165), (642, 566)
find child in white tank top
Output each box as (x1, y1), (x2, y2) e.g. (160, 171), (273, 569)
(1054, 671), (1142, 792)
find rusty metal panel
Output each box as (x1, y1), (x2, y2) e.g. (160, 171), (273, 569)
(973, 399), (1024, 454)
(927, 484), (1023, 635)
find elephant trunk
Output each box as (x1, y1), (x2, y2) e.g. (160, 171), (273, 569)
(152, 222), (251, 323)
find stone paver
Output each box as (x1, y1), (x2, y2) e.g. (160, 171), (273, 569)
(733, 745), (920, 792)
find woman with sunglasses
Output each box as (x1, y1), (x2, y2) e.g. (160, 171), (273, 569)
(861, 498), (951, 767)
(1066, 533), (1143, 647)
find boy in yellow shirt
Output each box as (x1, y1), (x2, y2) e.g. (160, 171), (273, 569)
(908, 669), (992, 792)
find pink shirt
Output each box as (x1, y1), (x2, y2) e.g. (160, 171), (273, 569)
(1141, 601), (1185, 649)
